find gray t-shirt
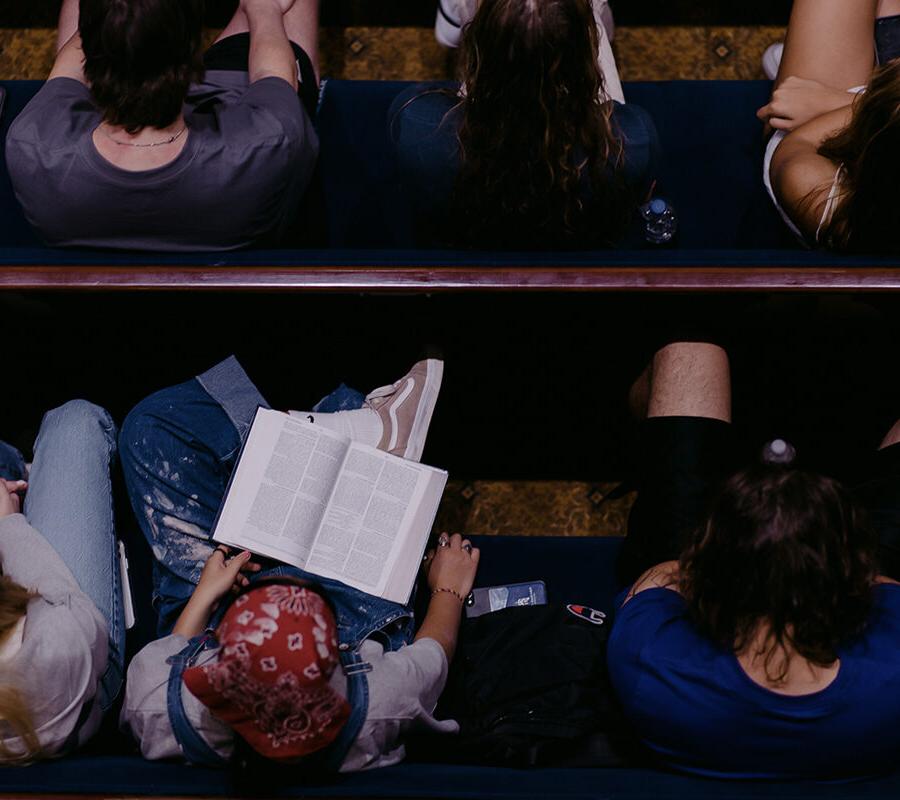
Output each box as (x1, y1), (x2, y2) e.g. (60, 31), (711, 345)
(0, 514), (108, 757)
(122, 635), (458, 771)
(5, 72), (317, 251)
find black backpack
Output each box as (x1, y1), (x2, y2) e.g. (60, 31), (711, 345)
(410, 603), (628, 768)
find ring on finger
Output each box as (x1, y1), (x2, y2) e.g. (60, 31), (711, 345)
(438, 535), (450, 548)
(463, 543), (473, 554)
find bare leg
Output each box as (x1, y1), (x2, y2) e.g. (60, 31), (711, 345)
(878, 0), (900, 18)
(776, 0), (877, 92)
(215, 0), (320, 78)
(879, 419), (900, 449)
(618, 342), (732, 586)
(642, 342), (731, 423)
(628, 364), (650, 420)
(56, 0), (79, 52)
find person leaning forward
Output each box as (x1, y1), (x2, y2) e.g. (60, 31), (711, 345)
(6, 0), (320, 251)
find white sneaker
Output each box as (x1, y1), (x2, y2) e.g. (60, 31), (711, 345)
(762, 42), (783, 81)
(436, 0), (479, 48)
(365, 360), (444, 462)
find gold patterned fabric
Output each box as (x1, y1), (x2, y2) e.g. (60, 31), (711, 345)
(1, 26), (784, 81)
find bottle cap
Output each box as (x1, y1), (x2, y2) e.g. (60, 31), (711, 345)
(761, 438), (796, 466)
(649, 198), (667, 214)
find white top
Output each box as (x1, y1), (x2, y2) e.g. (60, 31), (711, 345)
(0, 515), (108, 758)
(121, 635), (458, 771)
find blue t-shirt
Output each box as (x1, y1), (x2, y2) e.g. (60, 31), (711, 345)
(388, 83), (660, 246)
(607, 584), (900, 780)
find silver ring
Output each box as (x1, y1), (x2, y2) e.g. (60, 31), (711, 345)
(463, 543), (473, 554)
(438, 536), (450, 548)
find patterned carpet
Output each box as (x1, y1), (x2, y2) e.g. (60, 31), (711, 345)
(0, 26), (785, 81)
(435, 481), (634, 538)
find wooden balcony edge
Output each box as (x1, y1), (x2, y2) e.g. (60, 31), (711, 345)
(1, 265), (900, 291)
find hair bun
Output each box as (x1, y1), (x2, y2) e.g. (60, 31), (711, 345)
(761, 438), (797, 466)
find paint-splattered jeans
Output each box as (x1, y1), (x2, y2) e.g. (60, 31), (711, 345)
(0, 401), (125, 710)
(119, 357), (363, 637)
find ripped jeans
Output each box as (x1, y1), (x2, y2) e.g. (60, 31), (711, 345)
(119, 358), (363, 637)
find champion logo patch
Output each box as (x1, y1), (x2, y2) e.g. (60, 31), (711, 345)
(566, 604), (607, 625)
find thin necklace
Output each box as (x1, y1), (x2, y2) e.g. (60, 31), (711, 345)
(101, 124), (187, 148)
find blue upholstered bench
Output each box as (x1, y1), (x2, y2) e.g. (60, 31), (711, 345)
(4, 533), (900, 797)
(3, 79), (900, 292)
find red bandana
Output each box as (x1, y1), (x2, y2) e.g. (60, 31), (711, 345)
(182, 584), (350, 762)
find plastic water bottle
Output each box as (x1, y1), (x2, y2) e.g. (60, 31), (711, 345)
(761, 438), (797, 466)
(640, 197), (678, 245)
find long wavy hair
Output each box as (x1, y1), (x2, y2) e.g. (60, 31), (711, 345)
(450, 0), (631, 249)
(816, 59), (900, 253)
(678, 465), (876, 682)
(0, 576), (40, 764)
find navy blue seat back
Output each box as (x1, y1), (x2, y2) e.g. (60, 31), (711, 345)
(0, 81), (41, 247)
(2, 78), (790, 253)
(316, 79), (791, 250)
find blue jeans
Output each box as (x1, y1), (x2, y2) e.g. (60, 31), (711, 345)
(119, 360), (364, 637)
(0, 401), (124, 710)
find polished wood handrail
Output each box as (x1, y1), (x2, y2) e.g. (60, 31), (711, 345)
(1, 264), (900, 292)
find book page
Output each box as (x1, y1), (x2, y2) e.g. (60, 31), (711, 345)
(382, 467), (448, 603)
(212, 409), (349, 566)
(305, 443), (446, 600)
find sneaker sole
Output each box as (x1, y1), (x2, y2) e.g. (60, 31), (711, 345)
(403, 359), (443, 462)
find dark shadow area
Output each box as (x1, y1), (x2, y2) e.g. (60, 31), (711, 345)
(2, 0), (791, 29)
(3, 1), (435, 28)
(609, 0), (791, 27)
(0, 291), (896, 486)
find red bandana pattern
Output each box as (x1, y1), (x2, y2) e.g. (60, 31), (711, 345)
(182, 584), (350, 762)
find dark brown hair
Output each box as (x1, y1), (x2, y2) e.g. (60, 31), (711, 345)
(679, 465), (877, 681)
(450, 0), (631, 249)
(817, 60), (900, 253)
(79, 0), (205, 133)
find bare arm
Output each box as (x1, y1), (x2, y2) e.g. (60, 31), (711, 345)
(769, 104), (854, 240)
(172, 550), (256, 638)
(414, 533), (480, 662)
(240, 0), (299, 91)
(48, 33), (86, 84)
(757, 76), (857, 133)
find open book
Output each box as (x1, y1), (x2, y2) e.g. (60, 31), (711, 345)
(212, 408), (448, 604)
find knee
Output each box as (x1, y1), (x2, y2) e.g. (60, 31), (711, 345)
(650, 342), (730, 389)
(648, 342), (731, 422)
(43, 399), (117, 446)
(653, 341), (728, 368)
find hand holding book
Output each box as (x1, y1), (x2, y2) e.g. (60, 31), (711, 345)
(415, 532), (481, 661)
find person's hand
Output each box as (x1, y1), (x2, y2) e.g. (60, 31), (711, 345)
(193, 548), (259, 607)
(756, 76), (855, 133)
(0, 480), (27, 519)
(427, 532), (480, 599)
(240, 0), (295, 15)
